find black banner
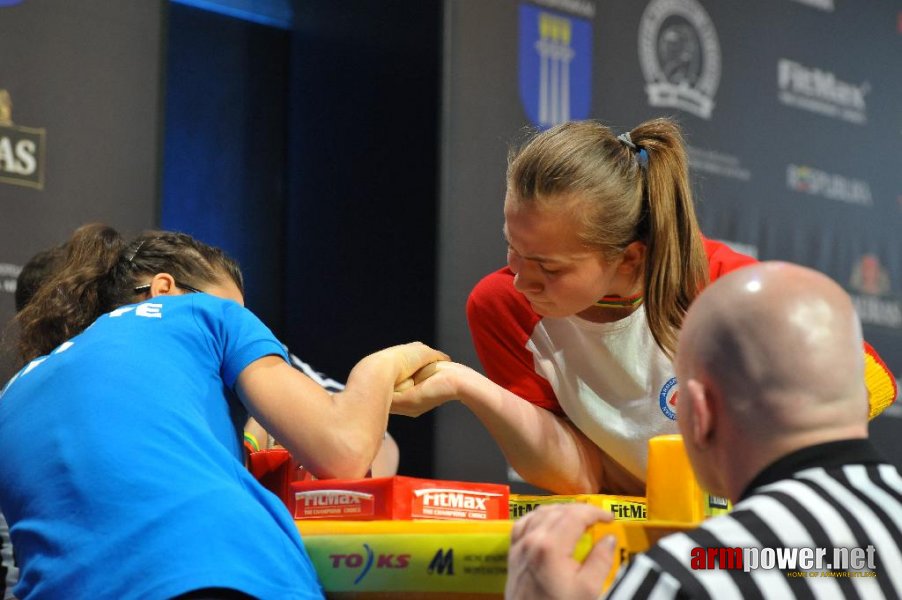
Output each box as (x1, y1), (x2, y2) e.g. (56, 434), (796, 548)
(0, 0), (165, 366)
(436, 0), (902, 484)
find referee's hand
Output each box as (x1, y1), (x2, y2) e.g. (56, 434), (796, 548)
(506, 503), (615, 600)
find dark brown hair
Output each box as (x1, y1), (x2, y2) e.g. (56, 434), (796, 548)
(16, 223), (243, 365)
(15, 243), (67, 312)
(506, 118), (708, 356)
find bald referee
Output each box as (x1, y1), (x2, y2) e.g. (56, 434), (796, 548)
(506, 262), (902, 599)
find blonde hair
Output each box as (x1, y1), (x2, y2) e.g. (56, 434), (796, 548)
(506, 118), (708, 356)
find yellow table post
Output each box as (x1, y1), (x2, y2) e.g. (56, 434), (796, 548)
(646, 434), (731, 523)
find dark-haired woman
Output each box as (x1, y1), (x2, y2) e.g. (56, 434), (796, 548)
(0, 224), (445, 599)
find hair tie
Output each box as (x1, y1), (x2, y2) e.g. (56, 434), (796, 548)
(617, 132), (636, 150)
(618, 132), (649, 168)
(126, 240), (146, 263)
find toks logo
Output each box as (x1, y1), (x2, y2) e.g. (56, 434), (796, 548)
(0, 89), (45, 190)
(329, 543), (411, 585)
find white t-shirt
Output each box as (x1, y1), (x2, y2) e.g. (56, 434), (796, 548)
(466, 239), (757, 483)
(529, 306), (679, 480)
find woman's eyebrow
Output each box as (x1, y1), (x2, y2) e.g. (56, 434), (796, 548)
(503, 226), (582, 265)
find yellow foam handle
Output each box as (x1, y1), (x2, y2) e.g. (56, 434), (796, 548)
(865, 342), (897, 420)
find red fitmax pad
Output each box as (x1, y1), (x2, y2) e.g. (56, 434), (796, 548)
(291, 476), (510, 521)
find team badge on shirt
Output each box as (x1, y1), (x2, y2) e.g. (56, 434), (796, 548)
(659, 377), (678, 420)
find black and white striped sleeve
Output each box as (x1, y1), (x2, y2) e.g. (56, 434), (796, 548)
(287, 351), (345, 393)
(604, 551), (685, 599)
(0, 511), (17, 600)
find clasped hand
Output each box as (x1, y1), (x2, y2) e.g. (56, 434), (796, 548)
(391, 360), (474, 417)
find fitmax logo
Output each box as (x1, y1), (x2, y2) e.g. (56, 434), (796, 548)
(297, 491), (369, 506)
(610, 503), (647, 519)
(412, 488), (503, 519)
(420, 492), (488, 510)
(510, 503), (540, 518)
(777, 59), (869, 123)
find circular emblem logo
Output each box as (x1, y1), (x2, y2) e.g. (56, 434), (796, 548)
(638, 0), (721, 119)
(659, 377), (679, 420)
(850, 254), (890, 296)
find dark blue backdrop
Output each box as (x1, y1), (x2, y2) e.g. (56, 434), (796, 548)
(162, 1), (442, 477)
(162, 3), (289, 330)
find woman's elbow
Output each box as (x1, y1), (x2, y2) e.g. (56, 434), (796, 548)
(519, 466), (601, 496)
(304, 437), (378, 480)
(549, 479), (598, 495)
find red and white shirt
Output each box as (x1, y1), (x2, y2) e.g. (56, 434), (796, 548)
(466, 239), (757, 482)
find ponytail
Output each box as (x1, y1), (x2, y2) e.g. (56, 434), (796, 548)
(630, 118), (708, 357)
(16, 224), (125, 365)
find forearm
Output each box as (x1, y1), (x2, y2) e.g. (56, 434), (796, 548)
(277, 343), (444, 479)
(238, 356), (392, 480)
(455, 371), (605, 494)
(257, 394), (384, 480)
(323, 352), (406, 474)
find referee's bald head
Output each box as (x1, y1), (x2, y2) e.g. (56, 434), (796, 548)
(680, 262), (866, 432)
(675, 262), (868, 498)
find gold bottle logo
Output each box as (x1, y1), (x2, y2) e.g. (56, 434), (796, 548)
(0, 90), (12, 125)
(0, 89), (46, 190)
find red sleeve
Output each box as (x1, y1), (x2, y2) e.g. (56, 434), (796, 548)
(466, 268), (562, 413)
(703, 237), (758, 282)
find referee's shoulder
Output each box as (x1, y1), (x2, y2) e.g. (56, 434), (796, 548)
(604, 531), (697, 600)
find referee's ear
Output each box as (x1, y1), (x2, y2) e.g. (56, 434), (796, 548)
(683, 378), (715, 449)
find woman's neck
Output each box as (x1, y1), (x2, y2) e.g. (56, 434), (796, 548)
(576, 303), (641, 323)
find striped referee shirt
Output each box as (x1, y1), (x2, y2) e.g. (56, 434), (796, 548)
(1, 511), (16, 600)
(287, 350), (345, 393)
(605, 439), (902, 599)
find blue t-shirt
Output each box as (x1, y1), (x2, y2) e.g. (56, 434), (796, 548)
(0, 294), (323, 599)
